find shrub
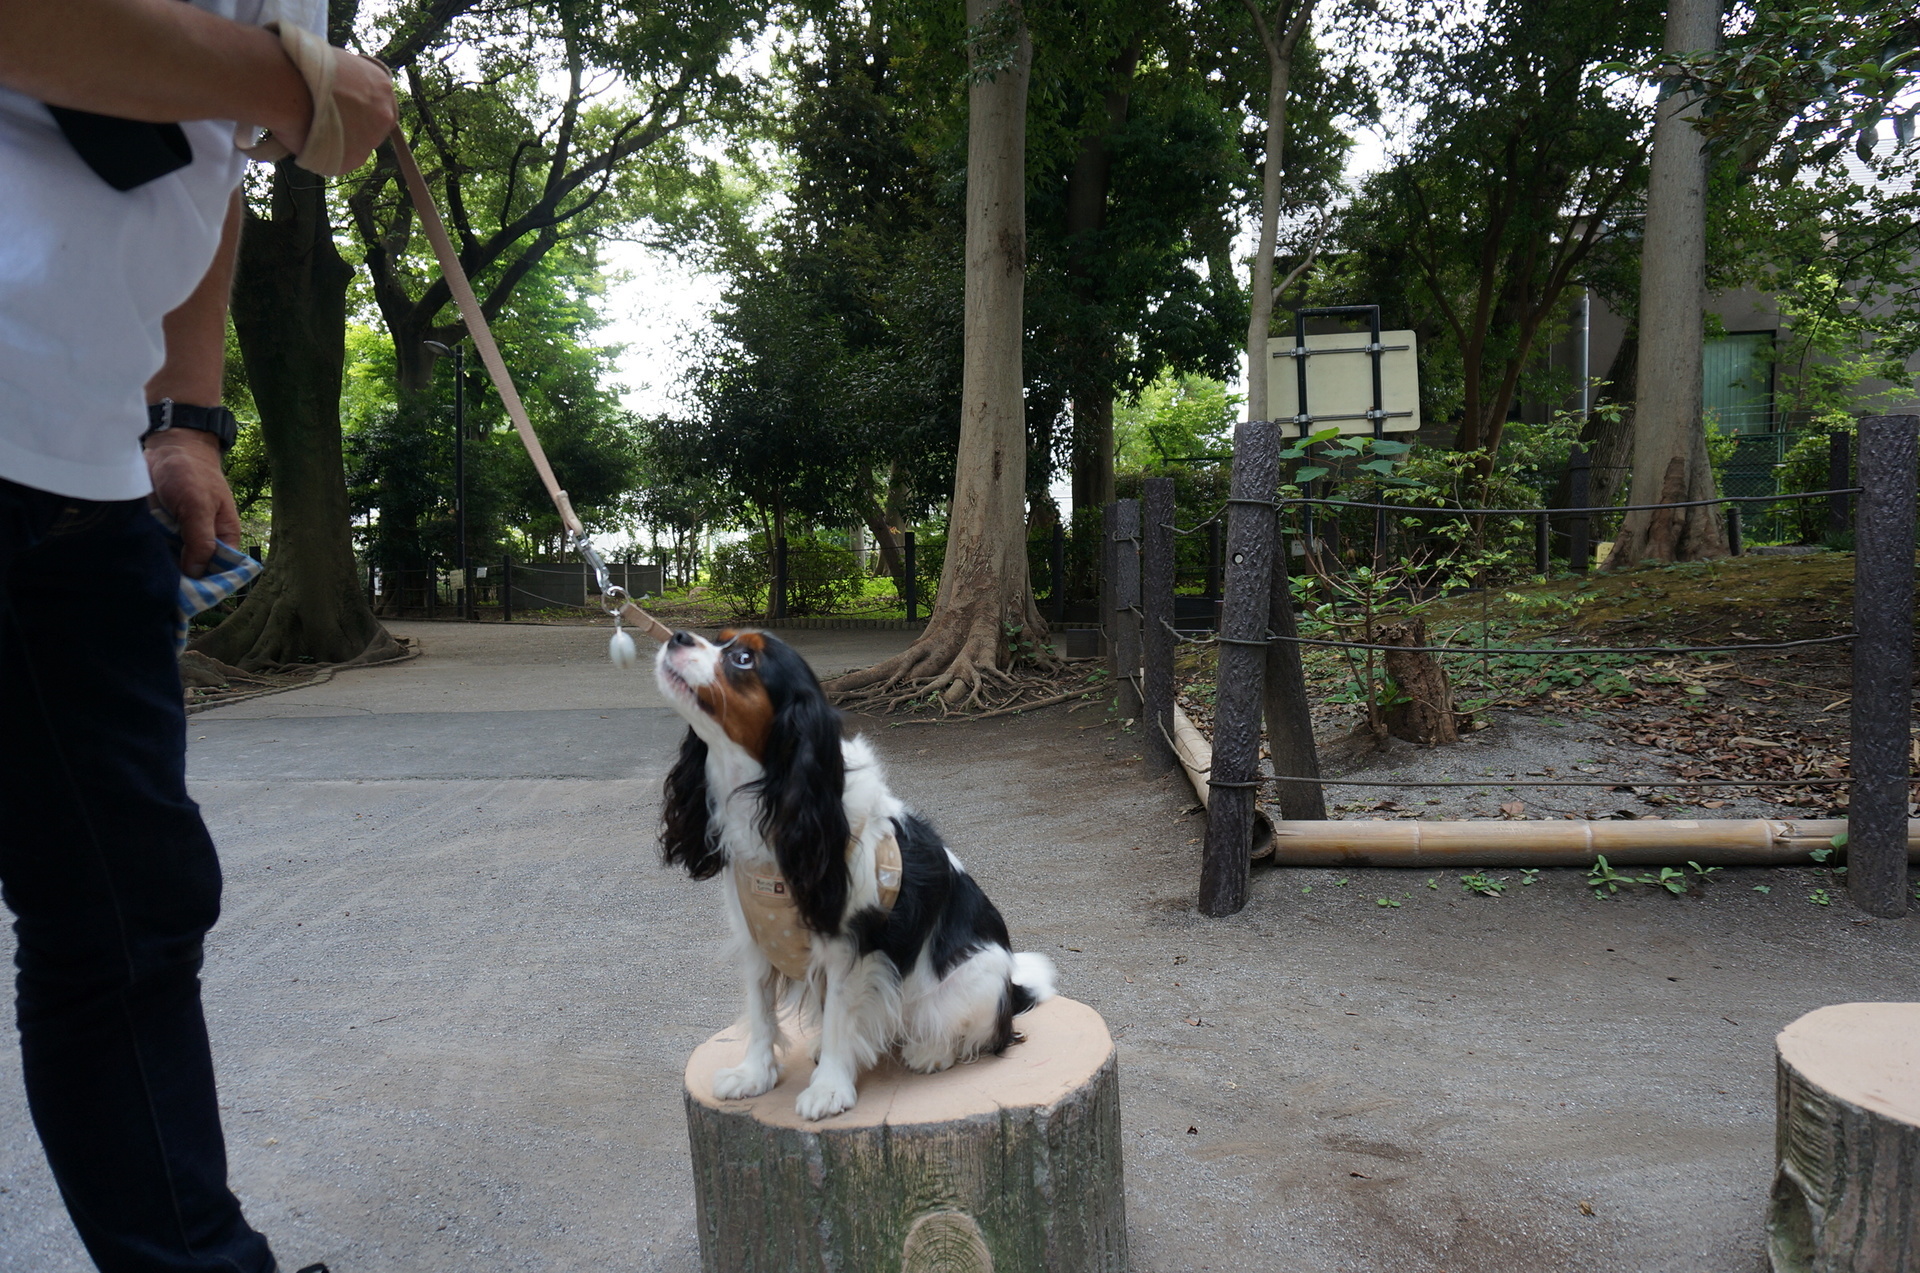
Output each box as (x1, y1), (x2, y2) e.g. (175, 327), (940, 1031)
(707, 533), (868, 618)
(708, 537), (770, 617)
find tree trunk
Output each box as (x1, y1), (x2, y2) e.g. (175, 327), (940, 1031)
(1584, 328), (1638, 513)
(1242, 1), (1315, 425)
(827, 0), (1046, 704)
(1070, 393), (1115, 513)
(1607, 0), (1727, 567)
(1378, 619), (1458, 747)
(1064, 46), (1134, 508)
(197, 162), (399, 669)
(1770, 1003), (1920, 1273)
(683, 998), (1126, 1273)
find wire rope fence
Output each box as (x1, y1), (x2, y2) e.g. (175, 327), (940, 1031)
(1099, 414), (1919, 920)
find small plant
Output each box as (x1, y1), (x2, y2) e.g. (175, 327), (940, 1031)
(1333, 877), (1350, 887)
(1809, 889), (1832, 906)
(1426, 877), (1440, 889)
(1520, 868), (1542, 886)
(1375, 897), (1401, 908)
(1460, 872), (1508, 896)
(1753, 884), (1772, 894)
(1648, 867), (1689, 896)
(1687, 861), (1722, 878)
(1809, 846), (1834, 864)
(1587, 855), (1638, 896)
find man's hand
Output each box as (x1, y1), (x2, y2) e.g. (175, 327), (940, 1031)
(319, 48), (398, 170)
(0, 0), (397, 170)
(144, 430), (239, 578)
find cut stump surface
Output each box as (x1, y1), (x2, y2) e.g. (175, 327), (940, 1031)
(683, 996), (1127, 1273)
(1771, 1002), (1920, 1272)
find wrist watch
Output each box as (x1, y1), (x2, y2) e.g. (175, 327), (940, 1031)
(144, 399), (239, 454)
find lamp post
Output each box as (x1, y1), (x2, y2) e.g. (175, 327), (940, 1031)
(423, 339), (470, 619)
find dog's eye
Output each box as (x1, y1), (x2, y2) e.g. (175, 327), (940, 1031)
(727, 648), (755, 669)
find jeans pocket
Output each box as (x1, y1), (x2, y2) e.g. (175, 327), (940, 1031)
(47, 498), (146, 539)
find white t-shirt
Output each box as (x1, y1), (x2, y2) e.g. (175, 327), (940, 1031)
(0, 0), (324, 501)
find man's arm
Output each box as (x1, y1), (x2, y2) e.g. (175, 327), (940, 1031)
(144, 189), (243, 578)
(0, 0), (394, 161)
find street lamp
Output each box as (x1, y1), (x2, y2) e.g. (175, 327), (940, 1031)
(423, 339), (470, 620)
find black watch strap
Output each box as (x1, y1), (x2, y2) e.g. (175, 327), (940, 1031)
(144, 399), (239, 454)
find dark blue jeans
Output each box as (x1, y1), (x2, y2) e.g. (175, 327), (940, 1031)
(0, 478), (275, 1273)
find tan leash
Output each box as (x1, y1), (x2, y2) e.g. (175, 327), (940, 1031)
(247, 20), (675, 648)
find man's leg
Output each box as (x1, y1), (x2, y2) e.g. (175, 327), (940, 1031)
(0, 489), (275, 1273)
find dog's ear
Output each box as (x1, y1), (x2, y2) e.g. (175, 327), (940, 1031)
(753, 684), (849, 934)
(661, 727), (723, 880)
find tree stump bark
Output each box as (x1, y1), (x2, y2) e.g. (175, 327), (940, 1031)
(683, 996), (1127, 1273)
(1376, 619), (1457, 746)
(1770, 1003), (1920, 1272)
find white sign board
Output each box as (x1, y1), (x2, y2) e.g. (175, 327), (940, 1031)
(1264, 330), (1421, 436)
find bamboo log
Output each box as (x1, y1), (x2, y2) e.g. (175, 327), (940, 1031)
(1170, 704), (1274, 859)
(1769, 1003), (1920, 1272)
(683, 997), (1127, 1273)
(1265, 819), (1920, 867)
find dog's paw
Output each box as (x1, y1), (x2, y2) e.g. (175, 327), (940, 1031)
(794, 1075), (857, 1121)
(711, 1058), (779, 1101)
(899, 1040), (956, 1074)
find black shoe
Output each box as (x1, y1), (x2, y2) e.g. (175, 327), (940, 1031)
(295, 1265), (330, 1273)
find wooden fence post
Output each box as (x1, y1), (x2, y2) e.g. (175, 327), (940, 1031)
(1099, 503), (1115, 661)
(1201, 419), (1279, 917)
(1204, 520), (1222, 607)
(1264, 522), (1326, 821)
(773, 537), (789, 620)
(501, 556), (513, 623)
(1847, 414), (1916, 919)
(1828, 430), (1852, 542)
(1110, 499), (1142, 719)
(1567, 444), (1592, 572)
(1050, 522), (1066, 624)
(1142, 478), (1177, 773)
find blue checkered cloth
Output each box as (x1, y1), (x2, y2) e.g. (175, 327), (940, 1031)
(176, 540), (262, 651)
(153, 511), (263, 652)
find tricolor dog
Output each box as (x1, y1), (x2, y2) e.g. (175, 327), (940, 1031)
(655, 628), (1056, 1120)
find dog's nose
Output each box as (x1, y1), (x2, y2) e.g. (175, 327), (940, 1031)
(670, 630), (697, 647)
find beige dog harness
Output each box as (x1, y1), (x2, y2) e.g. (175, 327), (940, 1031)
(733, 827), (903, 980)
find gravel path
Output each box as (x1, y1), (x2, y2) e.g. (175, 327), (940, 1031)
(3, 621), (1913, 1272)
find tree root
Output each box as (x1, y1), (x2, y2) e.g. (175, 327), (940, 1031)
(830, 661), (1105, 722)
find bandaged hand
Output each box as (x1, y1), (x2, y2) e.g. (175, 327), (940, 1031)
(243, 25), (394, 175)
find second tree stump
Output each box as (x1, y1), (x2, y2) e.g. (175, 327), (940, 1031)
(1770, 1002), (1920, 1272)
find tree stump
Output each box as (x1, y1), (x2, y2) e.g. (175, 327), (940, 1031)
(1770, 1003), (1920, 1272)
(683, 996), (1127, 1273)
(1376, 619), (1458, 746)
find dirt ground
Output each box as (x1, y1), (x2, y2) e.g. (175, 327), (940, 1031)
(3, 620), (1915, 1272)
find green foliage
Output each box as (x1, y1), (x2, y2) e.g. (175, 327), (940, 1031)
(1650, 3), (1919, 178)
(344, 255), (644, 568)
(1114, 374), (1238, 469)
(1314, 0), (1663, 455)
(707, 533), (868, 619)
